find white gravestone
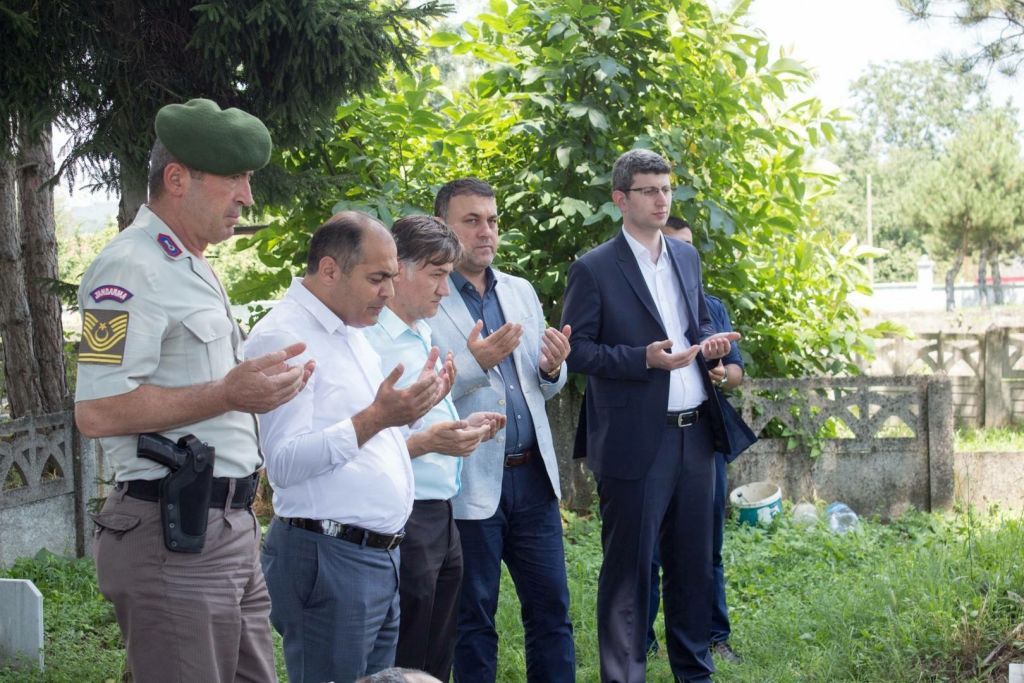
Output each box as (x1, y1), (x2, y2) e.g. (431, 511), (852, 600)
(0, 578), (43, 671)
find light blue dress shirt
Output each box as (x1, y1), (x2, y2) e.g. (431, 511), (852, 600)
(365, 306), (463, 501)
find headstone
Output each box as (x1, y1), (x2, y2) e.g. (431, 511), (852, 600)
(1010, 662), (1024, 683)
(917, 254), (934, 293)
(0, 578), (44, 671)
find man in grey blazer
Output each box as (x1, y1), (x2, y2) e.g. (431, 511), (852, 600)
(428, 178), (576, 683)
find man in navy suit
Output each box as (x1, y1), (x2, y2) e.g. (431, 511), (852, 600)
(561, 150), (739, 683)
(645, 217), (746, 665)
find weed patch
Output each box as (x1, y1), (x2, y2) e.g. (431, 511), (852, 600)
(4, 510), (1024, 681)
(956, 427), (1024, 453)
(0, 551), (124, 682)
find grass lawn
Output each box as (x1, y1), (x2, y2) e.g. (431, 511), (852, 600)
(956, 427), (1024, 453)
(3, 504), (1024, 682)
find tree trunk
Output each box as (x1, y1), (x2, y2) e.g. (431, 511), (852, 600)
(0, 149), (43, 417)
(112, 0), (147, 232)
(116, 155), (148, 231)
(17, 126), (67, 413)
(991, 255), (1004, 305)
(977, 242), (989, 307)
(945, 248), (964, 312)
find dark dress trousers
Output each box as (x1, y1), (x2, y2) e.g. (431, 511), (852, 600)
(562, 232), (733, 683)
(648, 295), (745, 653)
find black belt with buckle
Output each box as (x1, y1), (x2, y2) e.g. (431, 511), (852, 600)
(504, 447), (537, 469)
(281, 517), (405, 550)
(121, 472), (259, 509)
(666, 408), (702, 428)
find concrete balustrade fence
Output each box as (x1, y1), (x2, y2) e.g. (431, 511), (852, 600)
(0, 411), (100, 567)
(865, 326), (1024, 428)
(550, 377), (958, 519)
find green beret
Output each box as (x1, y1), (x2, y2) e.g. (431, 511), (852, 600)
(154, 98), (272, 175)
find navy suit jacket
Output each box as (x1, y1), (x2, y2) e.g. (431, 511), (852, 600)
(561, 231), (730, 480)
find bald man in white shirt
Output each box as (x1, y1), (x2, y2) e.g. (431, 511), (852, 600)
(246, 211), (479, 683)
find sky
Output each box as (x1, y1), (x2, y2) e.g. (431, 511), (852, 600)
(741, 0), (1021, 116)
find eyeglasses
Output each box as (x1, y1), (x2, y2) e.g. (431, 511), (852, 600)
(623, 185), (672, 198)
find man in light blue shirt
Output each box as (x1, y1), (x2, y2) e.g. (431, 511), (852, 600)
(365, 215), (504, 681)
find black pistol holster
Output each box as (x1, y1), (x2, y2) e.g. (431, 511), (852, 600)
(137, 433), (216, 553)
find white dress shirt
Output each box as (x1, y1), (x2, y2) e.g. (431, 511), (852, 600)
(622, 228), (707, 411)
(244, 278), (414, 534)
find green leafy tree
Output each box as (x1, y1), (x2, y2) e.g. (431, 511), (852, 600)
(241, 0), (879, 377)
(906, 108), (1024, 309)
(845, 60), (989, 156)
(0, 0), (87, 415)
(51, 0), (446, 228)
(434, 0), (874, 377)
(230, 62), (518, 309)
(0, 0), (442, 415)
(817, 60), (990, 281)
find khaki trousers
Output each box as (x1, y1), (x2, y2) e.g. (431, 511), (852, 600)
(92, 483), (277, 682)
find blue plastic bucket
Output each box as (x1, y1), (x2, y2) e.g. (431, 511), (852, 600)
(729, 481), (782, 526)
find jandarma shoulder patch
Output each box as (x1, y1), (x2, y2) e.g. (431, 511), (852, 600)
(80, 309), (129, 365)
(89, 284), (133, 303)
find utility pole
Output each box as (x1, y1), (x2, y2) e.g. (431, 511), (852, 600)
(866, 173), (874, 283)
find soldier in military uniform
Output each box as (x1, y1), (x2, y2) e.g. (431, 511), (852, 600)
(75, 99), (313, 682)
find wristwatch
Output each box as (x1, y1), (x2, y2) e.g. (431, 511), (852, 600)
(716, 374), (728, 389)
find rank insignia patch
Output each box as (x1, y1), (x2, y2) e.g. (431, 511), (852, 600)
(157, 233), (183, 257)
(89, 284), (133, 304)
(80, 310), (130, 365)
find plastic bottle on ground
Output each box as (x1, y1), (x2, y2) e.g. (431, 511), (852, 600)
(826, 502), (859, 534)
(792, 502), (818, 527)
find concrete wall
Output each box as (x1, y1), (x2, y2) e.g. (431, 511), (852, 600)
(861, 282), (1024, 313)
(550, 377), (957, 520)
(954, 450), (1024, 513)
(0, 495), (78, 564)
(864, 327), (1024, 429)
(553, 376), (1021, 520)
(727, 440), (930, 519)
(0, 412), (102, 568)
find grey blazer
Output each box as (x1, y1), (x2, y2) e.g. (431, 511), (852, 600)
(427, 268), (566, 520)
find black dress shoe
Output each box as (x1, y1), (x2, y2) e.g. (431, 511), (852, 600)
(711, 640), (743, 664)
